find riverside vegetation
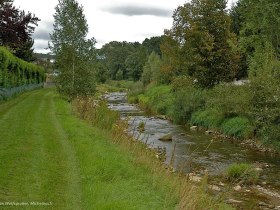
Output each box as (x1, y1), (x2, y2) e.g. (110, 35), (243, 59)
(1, 0), (280, 208)
(0, 88), (233, 209)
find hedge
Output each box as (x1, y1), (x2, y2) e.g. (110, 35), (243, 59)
(0, 46), (45, 88)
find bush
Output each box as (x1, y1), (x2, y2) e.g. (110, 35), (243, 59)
(260, 124), (280, 150)
(143, 84), (173, 115)
(206, 84), (251, 118)
(127, 81), (145, 103)
(225, 163), (259, 184)
(221, 117), (253, 138)
(171, 76), (206, 124)
(191, 109), (224, 129)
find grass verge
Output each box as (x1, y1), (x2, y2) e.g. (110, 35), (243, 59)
(0, 88), (233, 209)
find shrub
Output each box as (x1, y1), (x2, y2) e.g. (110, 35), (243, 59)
(191, 109), (224, 129)
(225, 163), (259, 184)
(206, 84), (251, 118)
(171, 76), (206, 124)
(127, 81), (145, 103)
(221, 117), (253, 138)
(260, 124), (280, 150)
(143, 84), (173, 115)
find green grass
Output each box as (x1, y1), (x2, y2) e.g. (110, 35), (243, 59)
(0, 88), (233, 209)
(0, 88), (178, 209)
(221, 117), (253, 138)
(191, 109), (224, 129)
(135, 84), (174, 115)
(225, 163), (259, 184)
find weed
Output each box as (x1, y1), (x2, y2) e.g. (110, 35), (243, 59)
(225, 163), (259, 184)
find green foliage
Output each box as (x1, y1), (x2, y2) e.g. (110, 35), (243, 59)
(141, 52), (162, 86)
(163, 0), (240, 88)
(94, 62), (108, 83)
(140, 85), (173, 115)
(0, 46), (45, 88)
(221, 117), (253, 138)
(226, 163), (259, 184)
(50, 0), (96, 99)
(142, 36), (163, 56)
(127, 81), (145, 103)
(0, 0), (39, 62)
(171, 76), (206, 123)
(115, 69), (123, 80)
(99, 41), (138, 80)
(125, 47), (148, 81)
(206, 84), (251, 118)
(191, 109), (224, 129)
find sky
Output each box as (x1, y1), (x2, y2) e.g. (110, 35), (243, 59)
(13, 0), (237, 53)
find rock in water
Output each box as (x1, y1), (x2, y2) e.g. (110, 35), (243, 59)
(159, 134), (172, 141)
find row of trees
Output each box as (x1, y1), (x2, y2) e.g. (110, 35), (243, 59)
(96, 36), (163, 82)
(139, 0), (280, 147)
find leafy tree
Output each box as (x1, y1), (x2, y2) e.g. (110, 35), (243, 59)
(141, 52), (162, 86)
(50, 0), (96, 99)
(0, 0), (39, 61)
(125, 47), (148, 81)
(142, 36), (164, 56)
(94, 62), (108, 83)
(163, 0), (240, 88)
(238, 0), (280, 77)
(99, 41), (136, 80)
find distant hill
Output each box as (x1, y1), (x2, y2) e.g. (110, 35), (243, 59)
(34, 53), (55, 60)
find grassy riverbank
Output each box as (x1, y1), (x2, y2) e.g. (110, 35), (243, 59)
(0, 88), (232, 209)
(127, 80), (280, 151)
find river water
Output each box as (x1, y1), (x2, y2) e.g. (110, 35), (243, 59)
(105, 92), (280, 209)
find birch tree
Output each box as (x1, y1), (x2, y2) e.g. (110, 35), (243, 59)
(50, 0), (96, 99)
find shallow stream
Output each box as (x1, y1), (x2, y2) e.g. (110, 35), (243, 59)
(105, 92), (280, 209)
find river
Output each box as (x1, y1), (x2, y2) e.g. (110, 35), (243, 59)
(105, 92), (280, 209)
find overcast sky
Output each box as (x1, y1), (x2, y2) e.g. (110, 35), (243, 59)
(13, 0), (237, 53)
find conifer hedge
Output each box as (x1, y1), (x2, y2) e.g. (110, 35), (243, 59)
(0, 46), (45, 88)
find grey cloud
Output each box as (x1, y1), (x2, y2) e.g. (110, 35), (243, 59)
(103, 5), (172, 17)
(33, 29), (51, 40)
(32, 21), (53, 40)
(32, 40), (49, 53)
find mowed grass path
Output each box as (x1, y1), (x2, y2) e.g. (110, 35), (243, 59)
(0, 89), (178, 209)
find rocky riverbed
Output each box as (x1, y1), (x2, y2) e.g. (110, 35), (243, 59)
(104, 92), (280, 209)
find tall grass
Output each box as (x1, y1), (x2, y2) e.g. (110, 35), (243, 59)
(191, 109), (224, 129)
(225, 163), (259, 184)
(221, 117), (253, 138)
(72, 97), (119, 130)
(72, 96), (233, 210)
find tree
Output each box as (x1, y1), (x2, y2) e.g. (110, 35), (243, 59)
(125, 47), (148, 81)
(142, 36), (164, 56)
(50, 0), (96, 99)
(141, 52), (162, 86)
(237, 0), (280, 78)
(0, 0), (39, 61)
(162, 0), (240, 88)
(99, 41), (136, 80)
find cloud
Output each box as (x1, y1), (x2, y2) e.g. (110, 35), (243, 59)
(32, 39), (49, 53)
(103, 5), (172, 17)
(33, 29), (50, 40)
